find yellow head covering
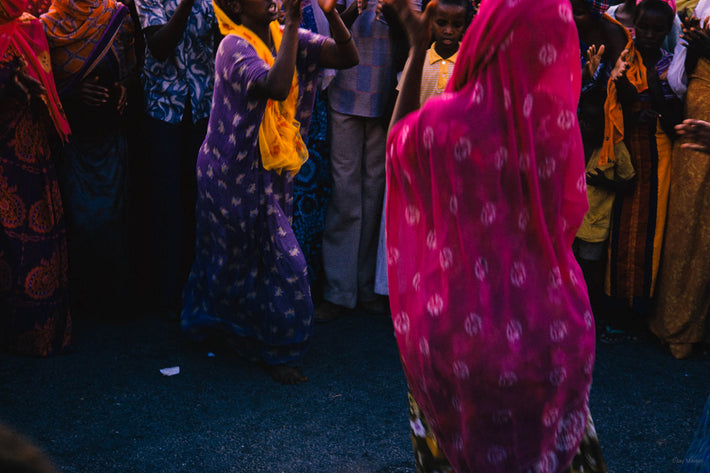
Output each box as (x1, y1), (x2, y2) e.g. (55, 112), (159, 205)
(598, 15), (648, 166)
(213, 0), (308, 174)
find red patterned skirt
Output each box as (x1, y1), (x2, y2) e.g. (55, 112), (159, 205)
(0, 91), (72, 356)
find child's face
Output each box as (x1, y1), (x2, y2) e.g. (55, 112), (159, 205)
(570, 0), (595, 31)
(634, 8), (670, 55)
(432, 4), (467, 54)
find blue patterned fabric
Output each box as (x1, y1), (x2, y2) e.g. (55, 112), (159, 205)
(292, 1), (332, 298)
(181, 30), (326, 366)
(133, 0), (215, 124)
(681, 395), (710, 473)
(328, 0), (393, 118)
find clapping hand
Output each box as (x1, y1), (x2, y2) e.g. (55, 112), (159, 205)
(610, 48), (630, 82)
(682, 15), (710, 59)
(676, 119), (710, 155)
(282, 0), (302, 25)
(377, 0), (437, 52)
(318, 0), (337, 13)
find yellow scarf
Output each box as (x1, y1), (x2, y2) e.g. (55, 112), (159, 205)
(598, 15), (648, 166)
(213, 1), (308, 174)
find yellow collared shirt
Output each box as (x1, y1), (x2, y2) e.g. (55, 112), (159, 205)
(420, 45), (458, 105)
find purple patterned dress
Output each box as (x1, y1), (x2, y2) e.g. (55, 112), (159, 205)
(181, 29), (326, 366)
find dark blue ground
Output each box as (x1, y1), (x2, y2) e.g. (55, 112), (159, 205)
(1, 311), (708, 473)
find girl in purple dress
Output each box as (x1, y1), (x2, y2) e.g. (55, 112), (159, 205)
(181, 0), (357, 384)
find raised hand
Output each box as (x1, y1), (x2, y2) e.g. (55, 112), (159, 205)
(610, 48), (629, 82)
(684, 16), (710, 59)
(318, 0), (337, 13)
(282, 0), (302, 25)
(681, 12), (702, 32)
(378, 0), (437, 52)
(585, 44), (605, 79)
(676, 119), (710, 155)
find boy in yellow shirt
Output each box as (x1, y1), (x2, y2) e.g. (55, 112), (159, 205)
(375, 0), (471, 297)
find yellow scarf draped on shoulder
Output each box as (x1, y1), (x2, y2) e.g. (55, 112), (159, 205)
(213, 1), (308, 174)
(598, 14), (648, 166)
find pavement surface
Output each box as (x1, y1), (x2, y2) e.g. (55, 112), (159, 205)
(0, 310), (708, 473)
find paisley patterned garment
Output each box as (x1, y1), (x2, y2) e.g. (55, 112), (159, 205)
(133, 0), (215, 124)
(0, 50), (71, 357)
(181, 30), (326, 366)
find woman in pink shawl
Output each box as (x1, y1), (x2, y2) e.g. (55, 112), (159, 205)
(383, 0), (603, 471)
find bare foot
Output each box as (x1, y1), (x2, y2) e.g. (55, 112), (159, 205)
(260, 363), (308, 385)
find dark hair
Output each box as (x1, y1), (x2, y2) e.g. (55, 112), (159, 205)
(633, 0), (675, 31)
(214, 0), (241, 24)
(437, 0), (472, 11)
(0, 424), (58, 473)
(422, 0), (475, 22)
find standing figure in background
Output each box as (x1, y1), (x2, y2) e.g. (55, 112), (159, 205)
(384, 0), (607, 471)
(41, 0), (137, 318)
(0, 0), (72, 356)
(180, 0), (358, 384)
(607, 0), (683, 52)
(571, 0), (636, 338)
(652, 0), (710, 358)
(604, 0), (682, 318)
(291, 0), (333, 301)
(373, 0), (470, 297)
(133, 0), (216, 318)
(316, 0), (405, 320)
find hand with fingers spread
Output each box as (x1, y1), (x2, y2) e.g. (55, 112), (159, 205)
(676, 119), (710, 155)
(683, 15), (710, 59)
(680, 12), (703, 32)
(610, 48), (630, 82)
(379, 0), (437, 52)
(79, 76), (110, 107)
(11, 67), (46, 104)
(585, 44), (605, 80)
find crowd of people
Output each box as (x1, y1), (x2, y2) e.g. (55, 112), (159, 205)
(2, 0), (710, 470)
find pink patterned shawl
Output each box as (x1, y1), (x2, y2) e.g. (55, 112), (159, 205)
(385, 0), (595, 472)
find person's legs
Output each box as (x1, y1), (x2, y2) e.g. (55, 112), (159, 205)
(321, 109), (365, 310)
(179, 115), (207, 290)
(373, 193), (389, 296)
(357, 117), (387, 306)
(144, 115), (182, 316)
